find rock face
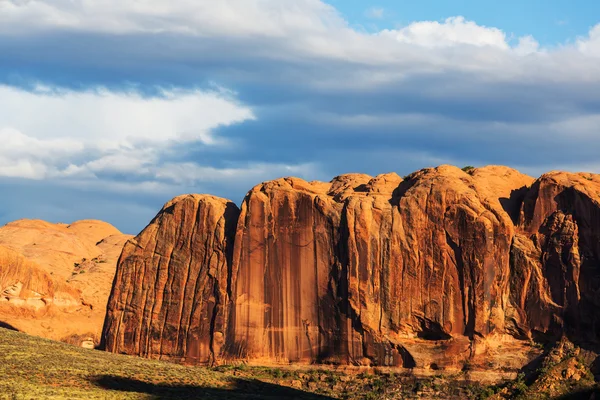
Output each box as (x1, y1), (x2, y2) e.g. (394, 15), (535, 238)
(0, 219), (131, 345)
(511, 172), (600, 343)
(102, 195), (239, 363)
(102, 166), (600, 370)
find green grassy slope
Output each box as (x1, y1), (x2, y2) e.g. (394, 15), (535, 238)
(0, 327), (332, 400)
(2, 326), (598, 400)
(0, 327), (497, 399)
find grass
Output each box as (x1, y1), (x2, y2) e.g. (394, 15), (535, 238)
(0, 328), (332, 400)
(1, 325), (547, 400)
(4, 327), (597, 400)
(0, 327), (500, 400)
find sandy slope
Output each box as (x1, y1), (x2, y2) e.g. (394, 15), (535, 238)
(0, 219), (132, 345)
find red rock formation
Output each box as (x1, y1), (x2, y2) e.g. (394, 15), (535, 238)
(102, 166), (600, 371)
(511, 172), (600, 343)
(102, 195), (239, 364)
(0, 219), (130, 344)
(227, 177), (345, 365)
(0, 245), (81, 312)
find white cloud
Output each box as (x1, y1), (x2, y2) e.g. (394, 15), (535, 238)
(2, 0), (600, 62)
(0, 83), (320, 194)
(365, 7), (385, 20)
(0, 1), (546, 57)
(0, 157), (48, 180)
(0, 127), (83, 179)
(515, 35), (540, 55)
(0, 84), (254, 183)
(4, 0), (600, 82)
(578, 24), (600, 57)
(54, 148), (159, 180)
(0, 127), (83, 158)
(0, 0), (343, 37)
(385, 17), (509, 49)
(0, 85), (253, 149)
(2, 1), (600, 193)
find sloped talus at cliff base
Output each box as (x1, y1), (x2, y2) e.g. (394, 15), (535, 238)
(102, 166), (600, 370)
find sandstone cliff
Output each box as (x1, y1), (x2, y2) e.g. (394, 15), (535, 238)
(102, 195), (239, 363)
(102, 165), (600, 371)
(0, 219), (131, 344)
(511, 171), (600, 343)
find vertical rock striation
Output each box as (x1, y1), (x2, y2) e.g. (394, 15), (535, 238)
(102, 195), (239, 363)
(102, 166), (600, 370)
(227, 177), (343, 364)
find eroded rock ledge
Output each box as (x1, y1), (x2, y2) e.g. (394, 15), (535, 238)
(101, 165), (600, 371)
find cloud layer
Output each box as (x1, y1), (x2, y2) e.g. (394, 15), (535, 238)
(2, 0), (600, 232)
(0, 84), (258, 183)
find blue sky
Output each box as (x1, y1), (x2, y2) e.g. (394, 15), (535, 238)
(335, 0), (598, 44)
(1, 1), (600, 234)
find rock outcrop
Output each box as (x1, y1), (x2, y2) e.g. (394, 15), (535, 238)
(0, 219), (131, 345)
(102, 165), (600, 371)
(102, 195), (239, 363)
(0, 245), (81, 311)
(510, 172), (600, 343)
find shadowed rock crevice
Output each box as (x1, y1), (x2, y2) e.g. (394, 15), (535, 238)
(445, 231), (473, 339)
(415, 316), (452, 341)
(512, 172), (600, 349)
(500, 185), (530, 225)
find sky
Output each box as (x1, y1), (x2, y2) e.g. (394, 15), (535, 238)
(335, 0), (600, 45)
(1, 1), (600, 234)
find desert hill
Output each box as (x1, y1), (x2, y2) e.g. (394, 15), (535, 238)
(102, 164), (600, 377)
(0, 219), (132, 345)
